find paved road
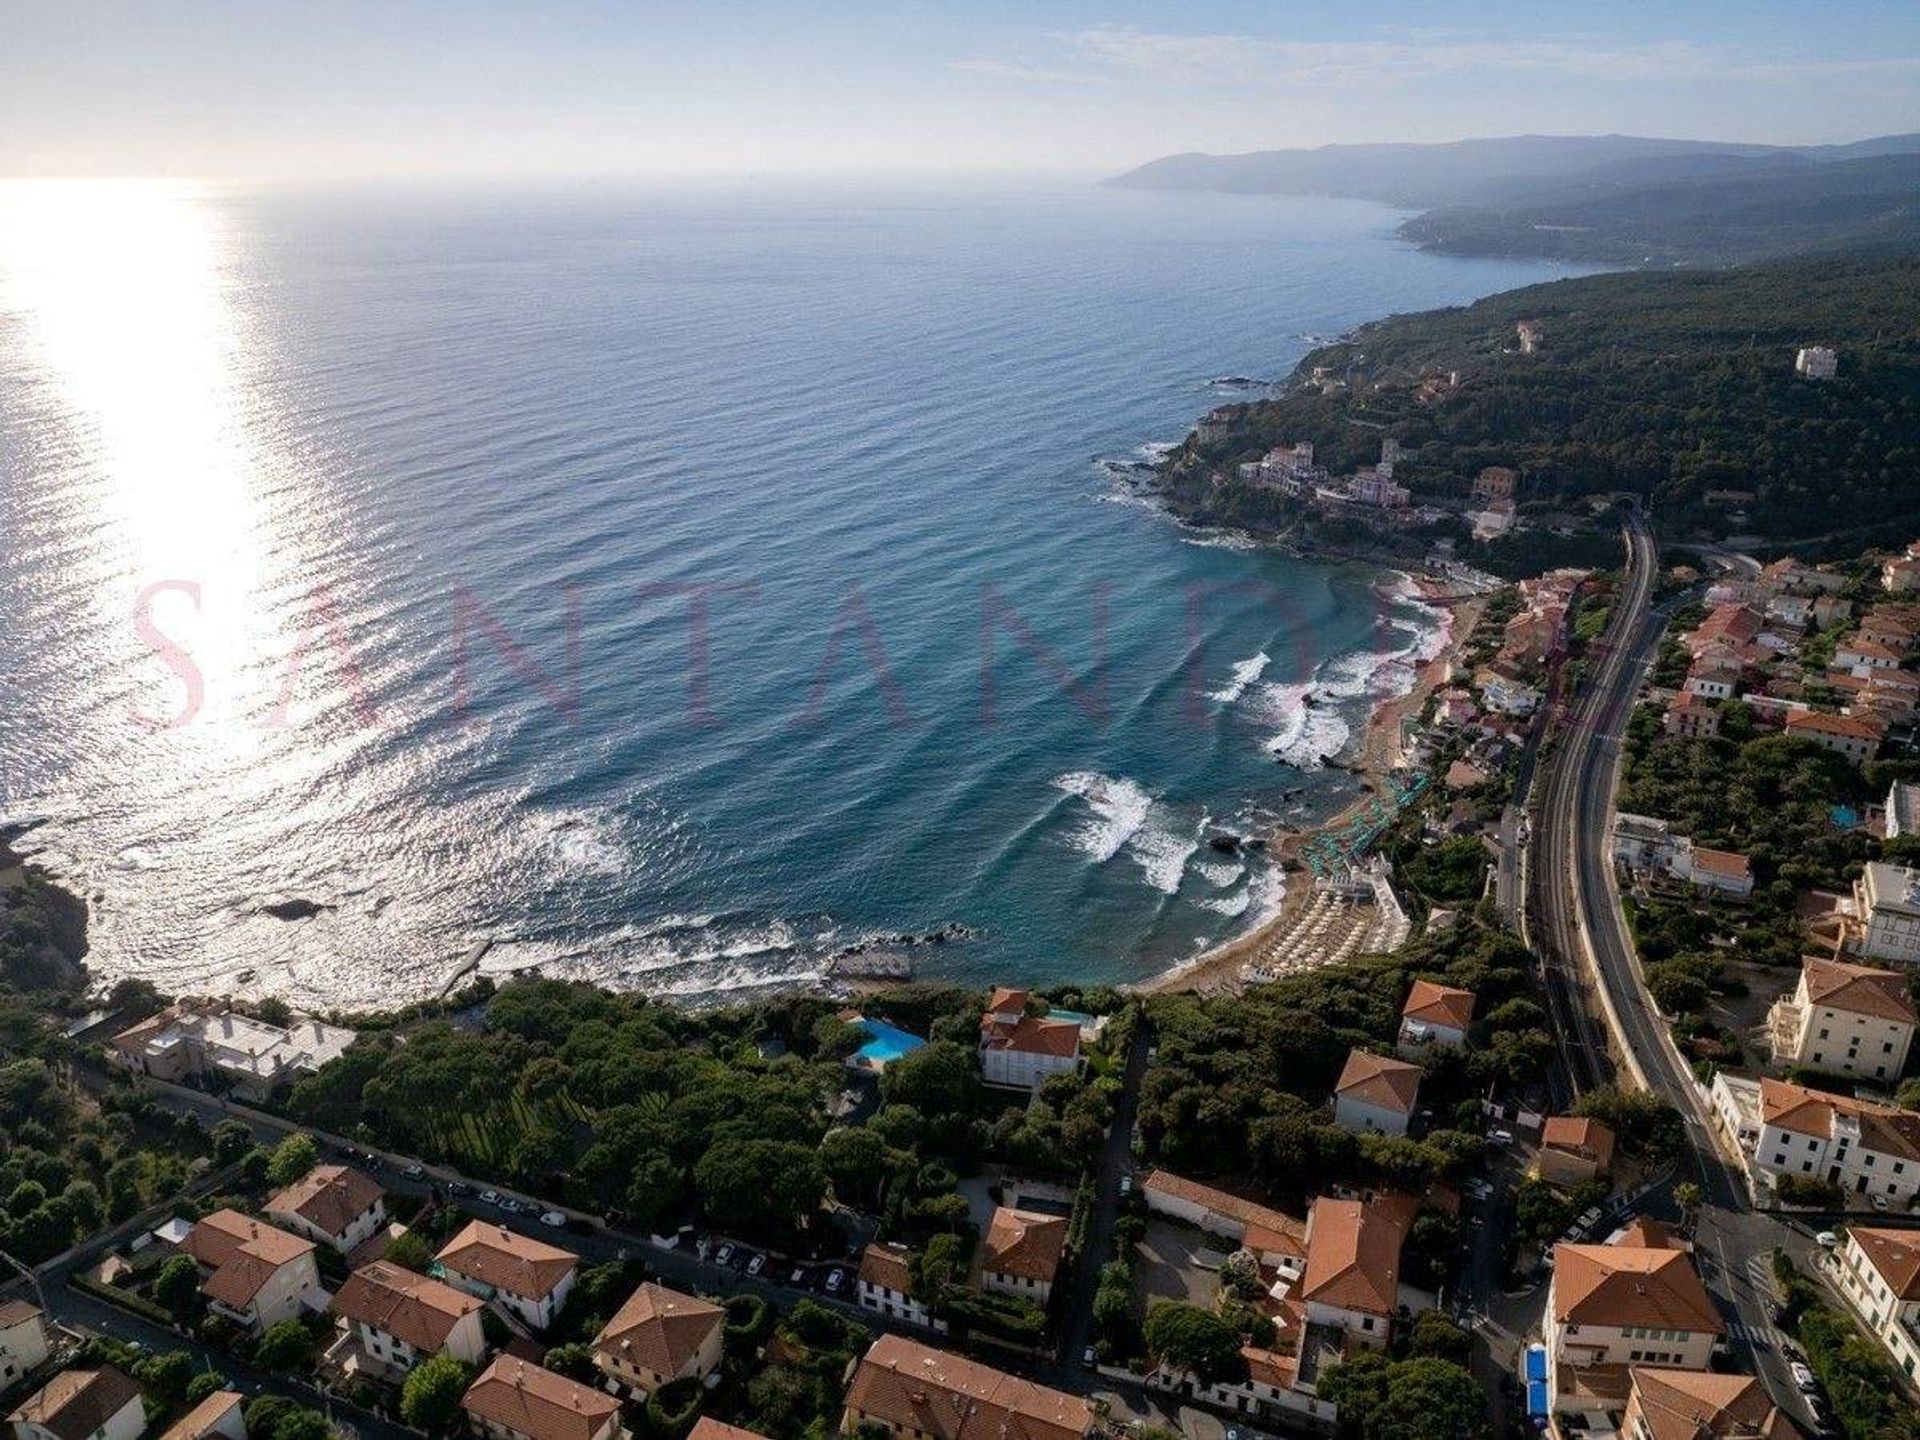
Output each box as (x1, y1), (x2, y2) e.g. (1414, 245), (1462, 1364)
(1521, 514), (1823, 1430)
(1056, 1017), (1152, 1369)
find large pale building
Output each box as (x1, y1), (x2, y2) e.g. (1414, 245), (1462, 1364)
(108, 1004), (356, 1101)
(1833, 1226), (1920, 1379)
(841, 1335), (1094, 1440)
(1546, 1226), (1721, 1418)
(1854, 862), (1920, 965)
(1767, 956), (1917, 1080)
(1714, 1074), (1920, 1206)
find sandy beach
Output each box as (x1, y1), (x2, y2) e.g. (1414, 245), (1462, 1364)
(1136, 582), (1488, 996)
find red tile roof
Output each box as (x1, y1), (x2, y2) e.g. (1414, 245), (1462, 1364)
(1401, 980), (1475, 1031)
(1334, 1049), (1423, 1113)
(460, 1357), (618, 1440)
(844, 1335), (1093, 1440)
(982, 1208), (1068, 1284)
(265, 1165), (383, 1241)
(436, 1222), (578, 1301)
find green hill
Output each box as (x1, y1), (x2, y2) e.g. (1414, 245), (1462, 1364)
(1160, 252), (1920, 550)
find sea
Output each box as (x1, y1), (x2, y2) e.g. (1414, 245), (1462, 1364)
(0, 177), (1581, 1008)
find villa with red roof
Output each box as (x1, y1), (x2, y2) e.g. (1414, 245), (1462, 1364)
(436, 1222), (579, 1331)
(1546, 1223), (1720, 1417)
(181, 1210), (321, 1333)
(590, 1283), (725, 1399)
(841, 1334), (1093, 1440)
(1397, 980), (1475, 1050)
(264, 1164), (386, 1254)
(1834, 1226), (1920, 1378)
(977, 988), (1083, 1091)
(1767, 955), (1916, 1081)
(981, 1207), (1069, 1302)
(461, 1357), (622, 1440)
(1332, 1050), (1422, 1137)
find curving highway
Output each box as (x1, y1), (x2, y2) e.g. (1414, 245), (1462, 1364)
(1522, 511), (1821, 1428)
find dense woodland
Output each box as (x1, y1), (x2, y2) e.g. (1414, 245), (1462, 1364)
(1162, 252), (1920, 548)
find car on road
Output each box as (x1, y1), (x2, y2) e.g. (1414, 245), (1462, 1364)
(498, 1197), (525, 1214)
(477, 1189), (501, 1207)
(1790, 1362), (1818, 1393)
(1488, 1129), (1515, 1146)
(401, 1163), (424, 1180)
(747, 1254), (766, 1277)
(1816, 1231), (1840, 1249)
(444, 1180), (471, 1196)
(539, 1210), (567, 1228)
(1119, 1175), (1132, 1196)
(1082, 1346), (1096, 1369)
(824, 1267), (846, 1294)
(714, 1244), (735, 1267)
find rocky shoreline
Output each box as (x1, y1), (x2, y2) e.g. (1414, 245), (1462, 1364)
(0, 822), (93, 992)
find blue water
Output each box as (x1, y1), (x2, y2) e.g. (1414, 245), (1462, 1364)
(0, 178), (1580, 1007)
(850, 1017), (927, 1067)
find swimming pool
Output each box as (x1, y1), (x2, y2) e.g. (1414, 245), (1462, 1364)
(851, 1016), (926, 1066)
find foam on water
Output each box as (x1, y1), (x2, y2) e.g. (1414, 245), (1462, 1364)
(1208, 650), (1272, 704)
(1052, 770), (1155, 864)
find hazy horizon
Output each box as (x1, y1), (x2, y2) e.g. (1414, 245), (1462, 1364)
(6, 1), (1920, 182)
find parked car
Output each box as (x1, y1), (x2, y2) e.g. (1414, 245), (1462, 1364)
(1576, 1207), (1603, 1230)
(747, 1254), (766, 1277)
(1870, 1194), (1890, 1212)
(1816, 1231), (1840, 1249)
(401, 1163), (424, 1180)
(477, 1189), (501, 1207)
(1488, 1129), (1515, 1146)
(1082, 1346), (1096, 1369)
(825, 1268), (846, 1294)
(789, 1266), (808, 1285)
(1790, 1362), (1818, 1393)
(498, 1197), (524, 1214)
(445, 1180), (471, 1196)
(715, 1244), (735, 1267)
(539, 1211), (567, 1228)
(1119, 1175), (1132, 1196)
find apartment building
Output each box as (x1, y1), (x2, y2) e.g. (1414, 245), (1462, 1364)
(841, 1335), (1093, 1440)
(1854, 862), (1920, 965)
(1546, 1227), (1720, 1417)
(1767, 956), (1916, 1080)
(1833, 1226), (1920, 1379)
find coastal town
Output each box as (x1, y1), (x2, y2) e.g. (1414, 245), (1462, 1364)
(8, 476), (1920, 1440)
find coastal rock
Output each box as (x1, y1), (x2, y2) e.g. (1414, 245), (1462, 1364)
(260, 897), (334, 922)
(1208, 834), (1241, 854)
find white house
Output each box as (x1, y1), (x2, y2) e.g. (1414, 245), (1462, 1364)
(264, 1165), (386, 1255)
(436, 1222), (578, 1332)
(462, 1358), (623, 1440)
(981, 1207), (1068, 1303)
(8, 1369), (145, 1440)
(1719, 1074), (1920, 1206)
(1767, 956), (1917, 1081)
(1545, 1224), (1720, 1418)
(1295, 1194), (1416, 1348)
(977, 987), (1083, 1091)
(1397, 981), (1474, 1051)
(1854, 862), (1920, 966)
(1332, 1049), (1422, 1137)
(1887, 781), (1920, 841)
(589, 1283), (724, 1399)
(157, 1391), (248, 1440)
(1613, 815), (1685, 875)
(0, 1302), (48, 1393)
(1834, 1227), (1920, 1380)
(1682, 846), (1754, 899)
(1796, 346), (1838, 380)
(330, 1261), (487, 1378)
(181, 1210), (322, 1333)
(855, 1242), (944, 1332)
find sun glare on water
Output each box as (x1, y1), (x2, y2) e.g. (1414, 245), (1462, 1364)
(0, 178), (270, 734)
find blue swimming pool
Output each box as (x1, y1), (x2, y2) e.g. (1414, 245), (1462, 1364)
(851, 1016), (926, 1066)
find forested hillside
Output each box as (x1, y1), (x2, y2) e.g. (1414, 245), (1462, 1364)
(1162, 252), (1920, 546)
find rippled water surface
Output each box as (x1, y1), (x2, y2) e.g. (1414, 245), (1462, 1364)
(0, 178), (1575, 1004)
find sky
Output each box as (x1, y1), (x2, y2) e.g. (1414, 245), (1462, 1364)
(5, 0), (1920, 180)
